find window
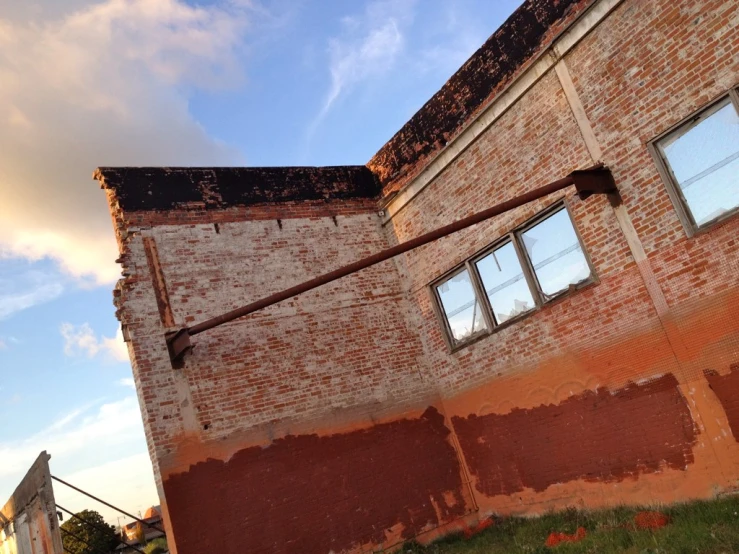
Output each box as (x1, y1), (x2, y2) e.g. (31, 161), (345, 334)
(520, 207), (592, 299)
(475, 241), (534, 324)
(431, 202), (594, 349)
(434, 268), (488, 344)
(650, 90), (739, 234)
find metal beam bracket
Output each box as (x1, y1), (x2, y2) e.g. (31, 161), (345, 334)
(166, 328), (192, 367)
(570, 165), (617, 200)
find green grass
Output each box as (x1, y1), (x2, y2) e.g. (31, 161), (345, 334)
(399, 495), (739, 554)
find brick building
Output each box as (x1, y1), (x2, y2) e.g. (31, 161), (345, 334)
(95, 0), (739, 552)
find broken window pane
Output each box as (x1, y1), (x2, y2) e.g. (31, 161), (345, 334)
(435, 269), (487, 344)
(521, 207), (591, 298)
(658, 99), (739, 227)
(475, 241), (535, 324)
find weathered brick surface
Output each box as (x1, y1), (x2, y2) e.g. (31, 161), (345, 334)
(453, 374), (698, 496)
(107, 192), (472, 552)
(381, 0), (739, 518)
(163, 407), (470, 554)
(565, 0), (739, 304)
(99, 0), (739, 552)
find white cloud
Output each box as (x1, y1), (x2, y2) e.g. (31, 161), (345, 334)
(0, 269), (64, 320)
(310, 0), (415, 132)
(0, 396), (142, 480)
(0, 336), (19, 349)
(53, 453), (159, 525)
(0, 0), (249, 285)
(117, 377), (136, 390)
(0, 396), (156, 524)
(61, 322), (129, 362)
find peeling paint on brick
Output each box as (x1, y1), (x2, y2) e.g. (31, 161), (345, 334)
(704, 364), (739, 441)
(452, 374), (698, 497)
(162, 407), (471, 554)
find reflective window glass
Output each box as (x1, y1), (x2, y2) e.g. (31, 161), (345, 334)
(435, 269), (487, 343)
(475, 241), (535, 324)
(657, 100), (739, 227)
(520, 208), (591, 298)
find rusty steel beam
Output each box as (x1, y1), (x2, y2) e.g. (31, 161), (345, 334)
(166, 164), (617, 363)
(52, 476), (166, 535)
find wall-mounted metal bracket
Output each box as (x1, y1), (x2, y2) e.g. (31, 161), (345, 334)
(166, 328), (192, 367)
(570, 165), (617, 200)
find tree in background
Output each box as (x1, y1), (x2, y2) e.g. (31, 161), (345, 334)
(61, 509), (119, 554)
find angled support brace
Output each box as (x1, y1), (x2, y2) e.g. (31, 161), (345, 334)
(165, 163), (617, 366)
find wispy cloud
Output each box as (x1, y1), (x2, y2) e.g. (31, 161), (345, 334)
(0, 336), (21, 351)
(61, 322), (129, 362)
(0, 269), (64, 320)
(0, 396), (142, 480)
(308, 0), (415, 136)
(117, 377), (136, 390)
(0, 396), (155, 523)
(0, 0), (250, 285)
(415, 10), (487, 74)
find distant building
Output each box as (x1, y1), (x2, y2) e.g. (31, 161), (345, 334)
(118, 506), (164, 551)
(96, 0), (739, 552)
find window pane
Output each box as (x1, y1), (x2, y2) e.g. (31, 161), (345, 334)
(520, 207), (591, 298)
(435, 269), (487, 343)
(659, 100), (739, 226)
(475, 242), (535, 324)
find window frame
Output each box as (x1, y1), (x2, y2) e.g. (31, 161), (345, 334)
(430, 263), (493, 351)
(514, 200), (597, 303)
(470, 234), (539, 331)
(429, 198), (596, 352)
(647, 88), (739, 237)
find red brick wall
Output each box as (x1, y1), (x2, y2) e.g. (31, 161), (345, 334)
(383, 0), (739, 518)
(566, 0), (739, 305)
(105, 0), (739, 551)
(110, 201), (475, 553)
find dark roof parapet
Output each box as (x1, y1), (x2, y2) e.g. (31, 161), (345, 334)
(94, 166), (381, 212)
(368, 0), (592, 194)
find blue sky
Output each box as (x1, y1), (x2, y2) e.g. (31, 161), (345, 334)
(0, 0), (522, 524)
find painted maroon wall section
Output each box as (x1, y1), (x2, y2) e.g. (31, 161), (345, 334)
(705, 365), (739, 441)
(162, 408), (471, 554)
(452, 374), (697, 497)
